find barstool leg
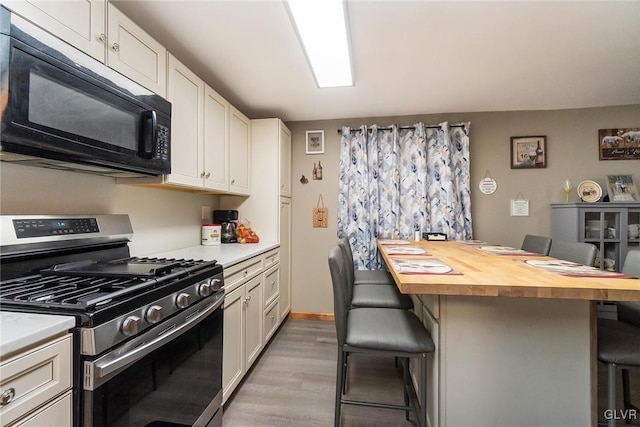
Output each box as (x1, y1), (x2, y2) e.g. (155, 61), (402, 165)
(420, 355), (427, 427)
(335, 348), (345, 427)
(622, 368), (631, 420)
(607, 363), (617, 427)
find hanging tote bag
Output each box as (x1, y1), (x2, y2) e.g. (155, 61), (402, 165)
(313, 194), (328, 228)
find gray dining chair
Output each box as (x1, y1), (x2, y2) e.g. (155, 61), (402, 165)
(521, 234), (552, 255)
(597, 249), (640, 427)
(548, 239), (597, 265)
(328, 246), (435, 427)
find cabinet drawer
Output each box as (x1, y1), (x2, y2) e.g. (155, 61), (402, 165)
(263, 249), (280, 270)
(224, 256), (263, 292)
(264, 299), (280, 343)
(0, 335), (72, 426)
(263, 266), (279, 308)
(13, 391), (72, 427)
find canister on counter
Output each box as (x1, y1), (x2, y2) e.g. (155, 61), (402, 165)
(202, 224), (221, 246)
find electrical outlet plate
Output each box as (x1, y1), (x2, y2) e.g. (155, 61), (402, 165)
(201, 206), (211, 223)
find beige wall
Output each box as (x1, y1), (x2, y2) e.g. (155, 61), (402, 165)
(0, 162), (219, 256)
(287, 105), (640, 314)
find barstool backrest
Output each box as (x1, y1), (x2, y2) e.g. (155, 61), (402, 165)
(549, 240), (597, 265)
(618, 250), (640, 328)
(621, 249), (640, 277)
(328, 246), (350, 345)
(521, 234), (552, 255)
(337, 237), (356, 288)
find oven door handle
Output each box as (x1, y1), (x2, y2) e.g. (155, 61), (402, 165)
(85, 296), (223, 390)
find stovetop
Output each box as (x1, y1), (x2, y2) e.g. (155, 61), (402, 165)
(0, 256), (221, 317)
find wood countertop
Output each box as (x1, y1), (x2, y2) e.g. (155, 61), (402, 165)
(378, 240), (640, 301)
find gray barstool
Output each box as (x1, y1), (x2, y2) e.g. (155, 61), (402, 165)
(521, 234), (552, 255)
(328, 246), (435, 427)
(338, 237), (413, 310)
(338, 236), (394, 285)
(597, 250), (640, 427)
(549, 239), (597, 265)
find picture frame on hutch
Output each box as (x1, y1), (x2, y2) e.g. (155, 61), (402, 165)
(510, 136), (546, 169)
(605, 174), (639, 202)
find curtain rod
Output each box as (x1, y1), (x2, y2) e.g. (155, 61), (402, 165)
(337, 124), (465, 134)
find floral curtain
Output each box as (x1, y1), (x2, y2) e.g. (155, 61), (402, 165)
(337, 122), (472, 269)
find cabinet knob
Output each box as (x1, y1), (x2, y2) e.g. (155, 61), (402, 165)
(98, 33), (107, 43)
(231, 179), (235, 185)
(205, 172), (211, 178)
(200, 172), (205, 178)
(0, 388), (15, 406)
(111, 43), (120, 51)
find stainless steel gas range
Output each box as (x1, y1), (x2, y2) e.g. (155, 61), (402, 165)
(0, 215), (224, 427)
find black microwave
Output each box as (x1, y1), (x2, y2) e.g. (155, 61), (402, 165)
(0, 6), (171, 177)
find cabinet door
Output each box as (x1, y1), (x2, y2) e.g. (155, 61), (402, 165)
(279, 122), (292, 197)
(203, 85), (229, 192)
(244, 275), (263, 370)
(229, 106), (251, 195)
(279, 197), (292, 320)
(106, 3), (166, 96)
(165, 54), (204, 189)
(14, 391), (72, 427)
(3, 0), (106, 61)
(222, 285), (244, 403)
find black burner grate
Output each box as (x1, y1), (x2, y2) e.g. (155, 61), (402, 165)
(0, 257), (217, 311)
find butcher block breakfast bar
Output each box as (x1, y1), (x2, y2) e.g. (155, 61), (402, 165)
(377, 239), (640, 427)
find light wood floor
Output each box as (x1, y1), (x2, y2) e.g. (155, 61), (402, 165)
(223, 318), (640, 427)
(222, 318), (415, 426)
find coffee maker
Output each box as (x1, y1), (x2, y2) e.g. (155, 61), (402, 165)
(213, 210), (238, 243)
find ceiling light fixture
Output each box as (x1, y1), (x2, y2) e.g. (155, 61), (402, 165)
(285, 0), (353, 88)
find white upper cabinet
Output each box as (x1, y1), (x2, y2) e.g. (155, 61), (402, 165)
(3, 1), (166, 96)
(1, 0), (107, 61)
(165, 54), (204, 188)
(279, 124), (291, 197)
(229, 106), (251, 196)
(203, 85), (230, 192)
(106, 3), (166, 97)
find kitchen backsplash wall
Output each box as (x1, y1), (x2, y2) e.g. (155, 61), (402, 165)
(0, 162), (219, 256)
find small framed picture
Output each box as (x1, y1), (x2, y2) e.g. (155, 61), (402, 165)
(605, 174), (639, 202)
(306, 130), (324, 155)
(510, 136), (546, 169)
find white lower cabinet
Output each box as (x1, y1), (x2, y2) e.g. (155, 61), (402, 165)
(222, 264), (263, 404)
(410, 295), (439, 427)
(0, 334), (72, 426)
(222, 248), (286, 404)
(13, 391), (72, 427)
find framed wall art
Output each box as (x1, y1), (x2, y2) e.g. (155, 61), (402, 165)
(598, 128), (640, 160)
(605, 174), (639, 202)
(306, 130), (325, 154)
(510, 136), (546, 169)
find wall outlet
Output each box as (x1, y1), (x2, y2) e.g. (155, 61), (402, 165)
(201, 206), (211, 223)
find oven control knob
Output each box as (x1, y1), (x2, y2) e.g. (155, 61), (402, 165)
(145, 305), (163, 323)
(210, 278), (222, 291)
(176, 292), (191, 308)
(121, 315), (141, 336)
(198, 282), (212, 297)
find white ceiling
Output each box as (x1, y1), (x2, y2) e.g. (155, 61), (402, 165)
(111, 0), (640, 122)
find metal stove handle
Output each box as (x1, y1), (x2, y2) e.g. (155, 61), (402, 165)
(85, 295), (223, 390)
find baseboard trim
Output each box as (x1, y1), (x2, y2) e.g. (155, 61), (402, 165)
(288, 311), (334, 321)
